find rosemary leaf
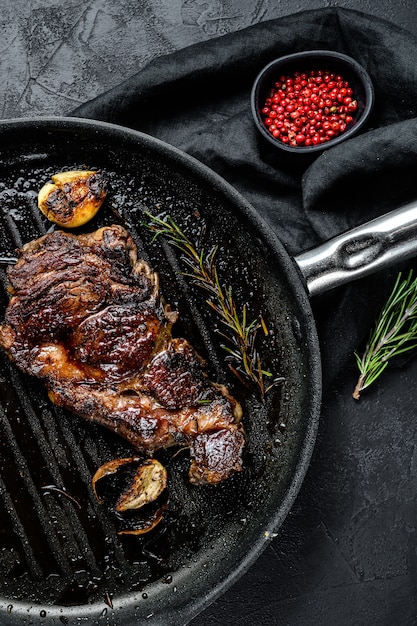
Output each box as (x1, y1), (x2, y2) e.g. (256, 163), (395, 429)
(144, 211), (284, 397)
(353, 269), (417, 400)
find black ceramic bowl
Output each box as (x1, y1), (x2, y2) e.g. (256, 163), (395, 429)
(251, 50), (374, 154)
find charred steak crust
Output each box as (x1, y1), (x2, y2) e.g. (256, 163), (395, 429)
(0, 225), (245, 485)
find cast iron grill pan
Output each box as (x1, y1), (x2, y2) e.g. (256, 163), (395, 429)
(0, 118), (320, 625)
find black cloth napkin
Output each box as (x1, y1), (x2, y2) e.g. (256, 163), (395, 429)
(72, 7), (417, 625)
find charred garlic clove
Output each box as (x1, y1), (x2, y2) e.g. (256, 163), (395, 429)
(117, 504), (167, 536)
(38, 170), (107, 227)
(116, 459), (167, 512)
(92, 457), (168, 510)
(92, 457), (168, 536)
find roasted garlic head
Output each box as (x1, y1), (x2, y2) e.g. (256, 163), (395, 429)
(38, 170), (107, 227)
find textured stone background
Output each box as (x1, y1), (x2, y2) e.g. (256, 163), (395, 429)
(1, 0), (417, 119)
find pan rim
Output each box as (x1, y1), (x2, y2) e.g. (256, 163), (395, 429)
(0, 116), (322, 625)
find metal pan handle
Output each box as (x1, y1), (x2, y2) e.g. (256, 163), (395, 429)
(294, 200), (417, 297)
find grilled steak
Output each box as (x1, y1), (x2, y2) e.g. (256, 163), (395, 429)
(0, 225), (245, 484)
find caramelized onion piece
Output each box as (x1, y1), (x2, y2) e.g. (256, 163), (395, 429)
(38, 170), (107, 227)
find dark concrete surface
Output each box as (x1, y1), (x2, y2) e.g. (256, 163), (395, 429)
(2, 2), (417, 626)
(1, 0), (417, 120)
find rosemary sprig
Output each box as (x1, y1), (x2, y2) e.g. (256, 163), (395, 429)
(353, 269), (417, 400)
(145, 212), (283, 397)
